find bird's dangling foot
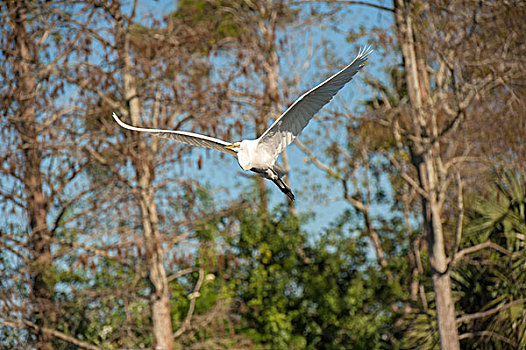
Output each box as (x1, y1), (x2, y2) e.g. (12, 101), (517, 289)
(272, 178), (295, 201)
(250, 167), (295, 200)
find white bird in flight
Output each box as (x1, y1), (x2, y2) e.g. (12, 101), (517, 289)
(113, 47), (372, 200)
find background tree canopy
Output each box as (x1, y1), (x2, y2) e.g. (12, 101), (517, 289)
(1, 1), (524, 349)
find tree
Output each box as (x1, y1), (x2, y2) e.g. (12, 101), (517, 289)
(3, 1), (524, 349)
(301, 0), (525, 348)
(228, 199), (410, 349)
(389, 1), (525, 348)
(66, 1), (250, 348)
(0, 2), (95, 348)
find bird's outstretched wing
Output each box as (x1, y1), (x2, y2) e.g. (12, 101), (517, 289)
(112, 113), (237, 156)
(257, 46), (372, 160)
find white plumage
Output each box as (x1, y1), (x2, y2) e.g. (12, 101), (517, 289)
(113, 47), (372, 200)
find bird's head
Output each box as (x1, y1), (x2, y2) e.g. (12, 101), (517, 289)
(224, 142), (241, 153)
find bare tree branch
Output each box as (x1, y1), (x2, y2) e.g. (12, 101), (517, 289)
(456, 299), (526, 325)
(449, 241), (514, 266)
(458, 331), (517, 347)
(174, 266), (205, 338)
(294, 0), (394, 12)
(51, 238), (132, 266)
(387, 153), (429, 198)
(0, 240), (30, 263)
(0, 319), (104, 350)
(167, 267), (196, 282)
(295, 139), (343, 179)
(451, 172), (463, 260)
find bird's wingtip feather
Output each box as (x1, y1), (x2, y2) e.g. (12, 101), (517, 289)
(112, 112), (127, 129)
(112, 112), (125, 125)
(358, 45), (374, 58)
(354, 46), (373, 68)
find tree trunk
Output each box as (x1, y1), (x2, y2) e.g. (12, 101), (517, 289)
(25, 139), (56, 350)
(254, 1), (280, 211)
(137, 180), (174, 350)
(117, 13), (174, 350)
(393, 1), (460, 349)
(126, 63), (174, 350)
(8, 3), (56, 349)
(419, 153), (459, 350)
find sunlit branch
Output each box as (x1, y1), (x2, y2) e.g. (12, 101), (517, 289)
(457, 298), (526, 325)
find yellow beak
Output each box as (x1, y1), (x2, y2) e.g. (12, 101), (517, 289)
(224, 144), (237, 150)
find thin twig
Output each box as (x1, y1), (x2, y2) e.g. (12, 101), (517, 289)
(451, 172), (463, 261)
(173, 267), (205, 338)
(293, 0), (394, 12)
(295, 139), (342, 180)
(387, 154), (429, 199)
(167, 267), (196, 282)
(51, 238), (131, 266)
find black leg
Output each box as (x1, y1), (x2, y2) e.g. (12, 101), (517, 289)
(250, 168), (295, 200)
(271, 178), (295, 201)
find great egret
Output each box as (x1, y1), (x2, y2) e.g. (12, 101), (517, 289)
(113, 47), (372, 200)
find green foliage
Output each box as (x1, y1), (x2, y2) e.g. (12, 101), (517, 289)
(402, 297), (440, 350)
(176, 0), (245, 38)
(229, 206), (304, 348)
(453, 171), (526, 349)
(227, 205), (399, 349)
(360, 66), (407, 110)
(171, 0), (249, 55)
(292, 232), (393, 349)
